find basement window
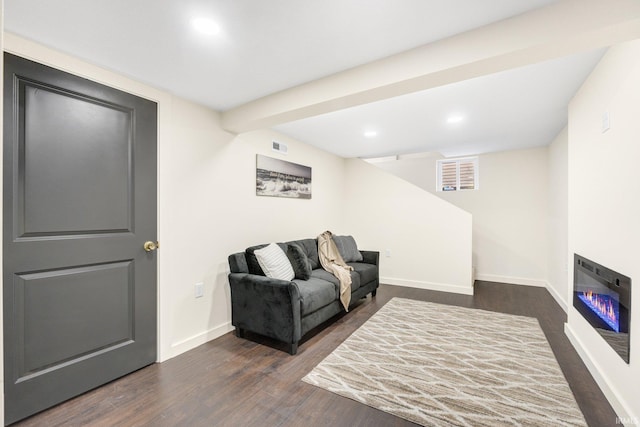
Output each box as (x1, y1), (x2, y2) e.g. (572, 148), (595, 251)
(437, 157), (479, 192)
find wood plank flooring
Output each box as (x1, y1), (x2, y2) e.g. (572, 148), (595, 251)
(12, 282), (618, 426)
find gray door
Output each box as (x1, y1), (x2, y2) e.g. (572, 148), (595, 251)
(3, 53), (158, 425)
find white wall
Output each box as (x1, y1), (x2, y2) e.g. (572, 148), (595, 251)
(161, 119), (347, 357)
(1, 34), (474, 390)
(343, 159), (473, 294)
(566, 39), (640, 423)
(374, 147), (549, 287)
(547, 127), (569, 311)
(370, 153), (440, 191)
(1, 34), (348, 366)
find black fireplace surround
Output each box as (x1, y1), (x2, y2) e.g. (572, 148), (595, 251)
(573, 254), (631, 363)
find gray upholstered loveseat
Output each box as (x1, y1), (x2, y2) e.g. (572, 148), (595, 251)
(227, 237), (379, 354)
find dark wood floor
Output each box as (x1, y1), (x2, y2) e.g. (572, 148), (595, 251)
(12, 282), (617, 427)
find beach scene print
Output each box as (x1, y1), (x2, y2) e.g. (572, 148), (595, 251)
(256, 154), (312, 199)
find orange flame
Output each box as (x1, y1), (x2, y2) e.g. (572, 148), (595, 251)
(583, 290), (617, 324)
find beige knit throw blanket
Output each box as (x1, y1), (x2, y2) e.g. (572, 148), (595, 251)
(317, 230), (353, 311)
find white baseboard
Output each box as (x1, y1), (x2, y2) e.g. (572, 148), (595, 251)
(382, 277), (474, 295)
(565, 323), (635, 424)
(545, 282), (569, 313)
(170, 321), (234, 359)
(475, 273), (547, 288)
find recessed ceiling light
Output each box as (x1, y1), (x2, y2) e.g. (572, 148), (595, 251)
(447, 115), (465, 124)
(192, 17), (221, 36)
(364, 131), (378, 138)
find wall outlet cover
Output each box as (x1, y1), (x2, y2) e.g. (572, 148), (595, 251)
(195, 282), (204, 298)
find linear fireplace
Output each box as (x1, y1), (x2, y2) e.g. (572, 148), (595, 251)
(573, 254), (631, 363)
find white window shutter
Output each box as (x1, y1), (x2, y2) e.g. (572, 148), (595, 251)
(440, 161), (457, 191)
(459, 160), (476, 190)
(437, 157), (478, 192)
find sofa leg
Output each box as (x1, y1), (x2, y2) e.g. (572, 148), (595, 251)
(235, 327), (245, 338)
(372, 289), (377, 297)
(289, 342), (298, 355)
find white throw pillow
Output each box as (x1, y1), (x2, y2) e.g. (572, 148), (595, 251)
(254, 243), (295, 281)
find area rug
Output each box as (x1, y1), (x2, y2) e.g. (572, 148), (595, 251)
(302, 298), (586, 426)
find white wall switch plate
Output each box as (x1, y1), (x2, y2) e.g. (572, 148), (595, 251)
(195, 282), (204, 298)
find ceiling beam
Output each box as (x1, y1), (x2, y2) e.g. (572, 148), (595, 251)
(221, 0), (640, 134)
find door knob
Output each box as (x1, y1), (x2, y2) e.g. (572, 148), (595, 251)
(144, 241), (159, 252)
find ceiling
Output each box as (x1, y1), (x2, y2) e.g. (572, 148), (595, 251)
(274, 49), (605, 158)
(2, 0), (618, 158)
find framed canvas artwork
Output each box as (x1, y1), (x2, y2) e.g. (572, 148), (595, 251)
(256, 154), (311, 199)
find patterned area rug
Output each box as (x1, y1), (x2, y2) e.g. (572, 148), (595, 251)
(302, 298), (586, 426)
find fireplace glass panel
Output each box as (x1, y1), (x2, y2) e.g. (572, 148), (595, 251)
(573, 254), (630, 363)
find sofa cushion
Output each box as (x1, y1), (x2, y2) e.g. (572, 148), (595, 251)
(349, 269), (361, 291)
(287, 243), (312, 280)
(287, 238), (319, 270)
(294, 278), (337, 315)
(348, 262), (377, 286)
(245, 244), (267, 275)
(310, 268), (337, 287)
(310, 268), (360, 293)
(246, 243), (287, 276)
(254, 243), (295, 281)
(228, 253), (249, 274)
(334, 235), (363, 262)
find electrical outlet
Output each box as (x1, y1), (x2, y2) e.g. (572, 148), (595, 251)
(195, 282), (204, 298)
